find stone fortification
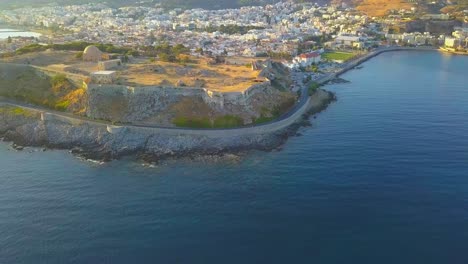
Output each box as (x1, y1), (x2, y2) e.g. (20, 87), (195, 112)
(202, 81), (271, 109)
(86, 81), (271, 122)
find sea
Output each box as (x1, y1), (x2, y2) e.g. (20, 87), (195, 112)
(0, 29), (41, 39)
(1, 51), (467, 264)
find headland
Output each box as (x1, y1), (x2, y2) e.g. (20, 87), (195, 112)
(0, 47), (441, 161)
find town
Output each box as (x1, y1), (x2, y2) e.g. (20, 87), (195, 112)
(0, 0), (467, 128)
(1, 1), (467, 57)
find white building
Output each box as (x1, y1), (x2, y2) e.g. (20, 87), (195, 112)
(335, 34), (364, 48)
(284, 51), (321, 69)
(444, 37), (459, 48)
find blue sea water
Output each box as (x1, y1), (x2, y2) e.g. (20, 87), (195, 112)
(0, 29), (41, 39)
(1, 51), (467, 264)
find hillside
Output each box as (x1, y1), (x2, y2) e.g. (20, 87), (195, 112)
(0, 0), (331, 10)
(0, 0), (422, 16)
(358, 0), (413, 17)
(0, 63), (86, 113)
(0, 0), (275, 9)
(0, 0), (463, 17)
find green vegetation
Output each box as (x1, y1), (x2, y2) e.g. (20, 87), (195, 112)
(253, 97), (296, 125)
(213, 115), (244, 128)
(267, 51), (292, 60)
(201, 24), (265, 35)
(54, 100), (71, 111)
(0, 106), (36, 118)
(173, 116), (212, 128)
(322, 52), (356, 62)
(308, 82), (320, 96)
(305, 64), (319, 73)
(0, 65), (86, 113)
(51, 74), (68, 89)
(272, 97), (296, 117)
(15, 43), (48, 55)
(252, 115), (276, 124)
(173, 115), (244, 128)
(51, 42), (135, 54)
(75, 51), (83, 59)
(0, 41), (139, 58)
(143, 43), (190, 63)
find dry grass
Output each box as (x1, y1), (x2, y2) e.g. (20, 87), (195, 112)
(0, 50), (81, 66)
(120, 57), (260, 92)
(2, 52), (262, 92)
(356, 0), (414, 17)
(0, 50), (99, 77)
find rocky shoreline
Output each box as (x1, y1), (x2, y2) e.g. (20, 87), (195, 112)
(0, 89), (336, 162)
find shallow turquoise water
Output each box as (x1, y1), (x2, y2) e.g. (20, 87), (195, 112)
(1, 51), (467, 263)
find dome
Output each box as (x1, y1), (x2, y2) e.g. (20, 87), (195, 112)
(83, 45), (103, 62)
(83, 45), (101, 55)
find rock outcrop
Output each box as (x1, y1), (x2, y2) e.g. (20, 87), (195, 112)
(0, 89), (336, 162)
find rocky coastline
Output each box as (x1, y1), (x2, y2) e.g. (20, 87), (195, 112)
(0, 89), (336, 162)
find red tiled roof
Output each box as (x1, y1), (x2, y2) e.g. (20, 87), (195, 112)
(299, 52), (320, 59)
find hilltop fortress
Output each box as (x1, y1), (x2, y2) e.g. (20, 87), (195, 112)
(0, 46), (296, 127)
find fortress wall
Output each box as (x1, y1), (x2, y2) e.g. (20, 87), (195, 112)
(86, 81), (272, 121)
(86, 84), (207, 122)
(202, 81), (271, 108)
(33, 67), (86, 88)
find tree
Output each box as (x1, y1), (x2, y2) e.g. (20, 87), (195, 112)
(75, 51), (83, 59)
(173, 44), (189, 55)
(195, 47), (204, 55)
(159, 53), (170, 62)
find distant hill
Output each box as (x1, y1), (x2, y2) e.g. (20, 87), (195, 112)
(1, 0), (464, 17)
(0, 0), (331, 10)
(354, 0), (414, 17)
(0, 0), (277, 9)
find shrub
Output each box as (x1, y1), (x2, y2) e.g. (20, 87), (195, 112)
(75, 51), (83, 59)
(15, 44), (47, 55)
(272, 97), (296, 117)
(213, 115), (244, 128)
(173, 115), (244, 128)
(0, 107), (35, 117)
(252, 115), (276, 124)
(54, 100), (70, 111)
(173, 116), (212, 128)
(51, 74), (69, 93)
(308, 82), (320, 96)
